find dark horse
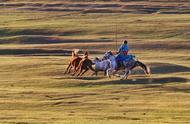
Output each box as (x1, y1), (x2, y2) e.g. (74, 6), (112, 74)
(104, 51), (151, 79)
(72, 52), (95, 76)
(73, 58), (95, 76)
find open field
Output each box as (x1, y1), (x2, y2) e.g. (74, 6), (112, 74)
(0, 52), (190, 124)
(0, 0), (190, 124)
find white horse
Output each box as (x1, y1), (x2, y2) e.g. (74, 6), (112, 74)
(93, 57), (111, 76)
(103, 51), (151, 80)
(103, 51), (118, 78)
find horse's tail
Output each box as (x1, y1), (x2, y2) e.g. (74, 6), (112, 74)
(146, 65), (151, 75)
(88, 59), (96, 72)
(88, 65), (95, 72)
(135, 61), (151, 75)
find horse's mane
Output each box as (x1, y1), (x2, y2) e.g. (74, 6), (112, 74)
(95, 57), (101, 61)
(108, 51), (113, 56)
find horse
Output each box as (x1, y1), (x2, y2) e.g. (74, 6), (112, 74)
(104, 51), (151, 79)
(64, 49), (82, 74)
(69, 51), (95, 77)
(73, 57), (95, 77)
(103, 51), (118, 77)
(92, 57), (111, 76)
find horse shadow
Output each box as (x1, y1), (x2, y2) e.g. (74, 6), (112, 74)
(54, 76), (105, 80)
(149, 62), (190, 74)
(130, 62), (190, 75)
(74, 77), (189, 87)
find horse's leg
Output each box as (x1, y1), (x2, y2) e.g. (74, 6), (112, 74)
(107, 68), (111, 78)
(64, 63), (72, 74)
(88, 65), (95, 72)
(113, 69), (118, 76)
(79, 69), (89, 76)
(95, 71), (98, 76)
(73, 66), (77, 74)
(77, 70), (83, 77)
(104, 70), (107, 76)
(121, 68), (129, 80)
(73, 61), (79, 74)
(76, 68), (83, 77)
(91, 70), (97, 76)
(68, 65), (73, 74)
(107, 68), (114, 78)
(72, 61), (82, 76)
(72, 65), (80, 76)
(86, 64), (96, 76)
(109, 69), (119, 77)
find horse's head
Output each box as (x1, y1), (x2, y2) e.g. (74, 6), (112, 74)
(72, 49), (80, 58)
(103, 51), (113, 59)
(83, 51), (89, 59)
(72, 51), (75, 57)
(93, 57), (101, 64)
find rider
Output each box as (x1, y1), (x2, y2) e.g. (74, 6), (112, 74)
(117, 40), (133, 66)
(118, 40), (129, 56)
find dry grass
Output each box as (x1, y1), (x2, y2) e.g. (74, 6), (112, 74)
(0, 52), (189, 123)
(0, 0), (190, 124)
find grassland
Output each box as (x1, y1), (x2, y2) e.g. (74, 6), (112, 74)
(0, 0), (190, 124)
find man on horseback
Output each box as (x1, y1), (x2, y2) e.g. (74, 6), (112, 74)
(118, 40), (129, 56)
(103, 40), (151, 79)
(117, 40), (134, 67)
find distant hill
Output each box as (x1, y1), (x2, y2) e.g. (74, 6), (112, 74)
(1, 0), (190, 14)
(0, 0), (189, 51)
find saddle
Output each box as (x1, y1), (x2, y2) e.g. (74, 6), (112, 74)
(116, 54), (135, 68)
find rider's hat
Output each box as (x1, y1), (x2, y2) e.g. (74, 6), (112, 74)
(124, 40), (128, 44)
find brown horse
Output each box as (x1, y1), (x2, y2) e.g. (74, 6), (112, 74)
(72, 52), (95, 76)
(64, 50), (82, 74)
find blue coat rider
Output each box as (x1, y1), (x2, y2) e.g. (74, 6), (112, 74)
(116, 40), (133, 66)
(119, 40), (129, 56)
